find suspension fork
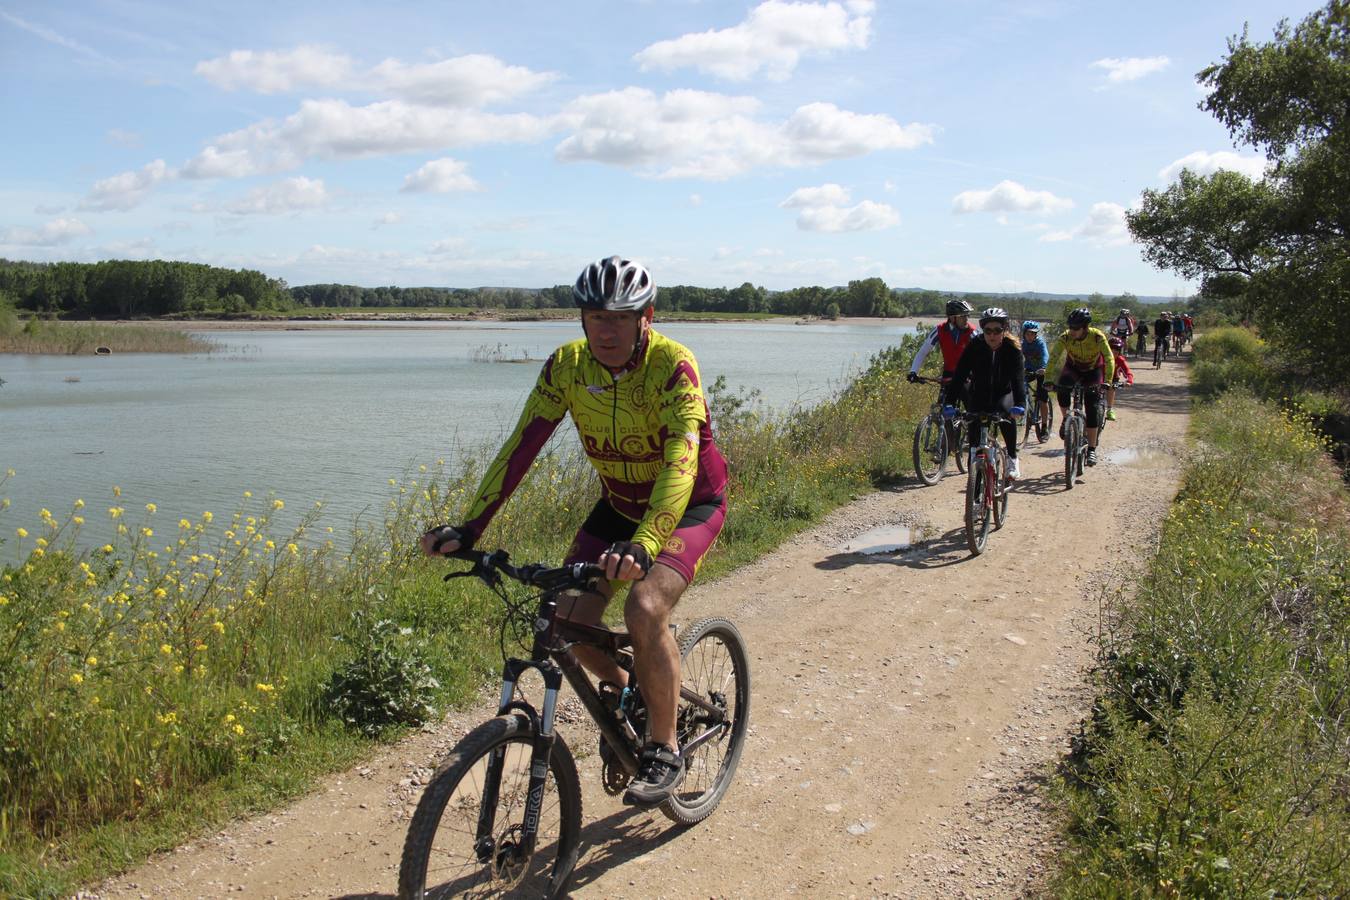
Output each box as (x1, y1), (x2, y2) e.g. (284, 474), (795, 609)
(476, 597), (568, 864)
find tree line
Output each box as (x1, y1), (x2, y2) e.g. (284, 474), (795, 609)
(1, 260), (1159, 326)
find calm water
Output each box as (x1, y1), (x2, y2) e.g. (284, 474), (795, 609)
(1, 319), (922, 551)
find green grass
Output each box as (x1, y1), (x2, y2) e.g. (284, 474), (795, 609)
(0, 333), (929, 897)
(1051, 393), (1350, 898)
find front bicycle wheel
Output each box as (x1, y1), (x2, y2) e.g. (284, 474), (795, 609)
(992, 450), (1009, 530)
(1063, 418), (1078, 490)
(398, 714), (582, 900)
(1036, 402), (1052, 443)
(663, 617), (752, 826)
(911, 413), (947, 486)
(964, 459), (990, 555)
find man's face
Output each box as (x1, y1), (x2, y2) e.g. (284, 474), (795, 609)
(947, 313), (968, 328)
(582, 308), (648, 368)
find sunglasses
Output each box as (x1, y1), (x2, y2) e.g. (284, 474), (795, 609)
(983, 325), (1005, 335)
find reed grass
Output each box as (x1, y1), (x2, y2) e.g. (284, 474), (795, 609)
(0, 333), (929, 896)
(0, 319), (215, 355)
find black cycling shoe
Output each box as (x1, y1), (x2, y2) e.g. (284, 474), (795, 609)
(623, 743), (684, 807)
(1085, 448), (1098, 467)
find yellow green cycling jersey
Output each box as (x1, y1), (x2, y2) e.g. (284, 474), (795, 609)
(1048, 326), (1115, 384)
(462, 329), (728, 559)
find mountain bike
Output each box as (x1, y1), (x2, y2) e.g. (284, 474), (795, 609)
(1152, 336), (1169, 369)
(959, 411), (1012, 555)
(398, 548), (751, 899)
(1060, 383), (1092, 490)
(1134, 330), (1147, 359)
(1022, 372), (1052, 444)
(911, 375), (968, 485)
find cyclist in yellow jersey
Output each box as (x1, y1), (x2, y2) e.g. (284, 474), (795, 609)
(1048, 307), (1115, 467)
(422, 256), (728, 808)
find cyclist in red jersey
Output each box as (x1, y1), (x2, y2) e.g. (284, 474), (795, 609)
(907, 299), (978, 408)
(1104, 336), (1135, 421)
(422, 256), (728, 807)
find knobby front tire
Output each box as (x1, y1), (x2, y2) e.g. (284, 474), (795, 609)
(1037, 403), (1053, 444)
(964, 459), (991, 555)
(1063, 419), (1079, 490)
(992, 450), (1009, 531)
(953, 420), (969, 474)
(662, 617), (752, 826)
(912, 414), (948, 486)
(398, 714), (582, 900)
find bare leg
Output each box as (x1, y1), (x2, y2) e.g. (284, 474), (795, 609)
(624, 563), (688, 751)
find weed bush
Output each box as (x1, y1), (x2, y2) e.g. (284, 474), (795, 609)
(0, 334), (932, 895)
(1054, 394), (1350, 897)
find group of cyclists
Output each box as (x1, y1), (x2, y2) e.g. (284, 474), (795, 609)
(1106, 305), (1193, 362)
(417, 255), (1184, 811)
(908, 298), (1165, 480)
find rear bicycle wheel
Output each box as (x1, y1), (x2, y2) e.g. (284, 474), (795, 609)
(398, 715), (582, 900)
(911, 413), (948, 486)
(663, 617), (752, 826)
(964, 458), (990, 555)
(953, 419), (969, 474)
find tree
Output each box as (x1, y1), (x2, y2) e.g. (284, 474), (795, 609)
(1126, 0), (1350, 387)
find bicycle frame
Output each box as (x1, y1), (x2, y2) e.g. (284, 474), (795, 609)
(477, 578), (730, 863)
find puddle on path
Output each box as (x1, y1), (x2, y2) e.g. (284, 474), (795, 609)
(839, 525), (926, 555)
(1103, 446), (1173, 468)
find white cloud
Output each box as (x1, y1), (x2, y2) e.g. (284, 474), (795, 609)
(796, 200), (898, 232)
(780, 183), (852, 208)
(556, 89), (933, 180)
(1037, 201), (1130, 247)
(373, 212), (402, 227)
(1091, 56), (1170, 83)
(635, 0), (874, 81)
(779, 183), (897, 232)
(225, 176), (330, 215)
(80, 159), (174, 211)
(952, 180), (1073, 215)
(183, 100), (552, 178)
(1, 217), (92, 246)
(371, 55), (556, 106)
(195, 45), (353, 93)
(1158, 150), (1266, 182)
(689, 194), (703, 207)
(401, 158), (480, 193)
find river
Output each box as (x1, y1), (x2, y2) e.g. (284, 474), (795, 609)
(1, 318), (924, 553)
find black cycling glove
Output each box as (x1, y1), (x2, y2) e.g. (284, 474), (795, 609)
(906, 371), (919, 384)
(424, 524), (477, 555)
(603, 541), (651, 578)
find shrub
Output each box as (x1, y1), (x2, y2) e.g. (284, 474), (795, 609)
(323, 611), (440, 736)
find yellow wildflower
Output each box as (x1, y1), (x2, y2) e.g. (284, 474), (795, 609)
(224, 713), (236, 723)
(141, 527), (153, 538)
(243, 490), (252, 498)
(69, 673), (84, 685)
(73, 516), (84, 525)
(109, 506), (123, 518)
(286, 542), (298, 555)
(233, 724), (245, 736)
(113, 485), (121, 497)
(212, 621), (225, 634)
(39, 508), (52, 520)
(256, 682), (275, 693)
(272, 499), (284, 510)
(202, 511), (213, 523)
(86, 656), (97, 666)
(178, 518), (191, 529)
(146, 503), (157, 514)
(160, 643), (173, 655)
(265, 540), (275, 551)
(15, 528), (27, 539)
(4, 468), (13, 477)
(35, 537), (47, 548)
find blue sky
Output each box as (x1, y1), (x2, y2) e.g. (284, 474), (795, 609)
(0, 1), (1301, 295)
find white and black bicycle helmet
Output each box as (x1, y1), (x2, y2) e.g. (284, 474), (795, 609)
(979, 307), (1010, 327)
(945, 298), (974, 316)
(1067, 307), (1093, 327)
(573, 256), (656, 312)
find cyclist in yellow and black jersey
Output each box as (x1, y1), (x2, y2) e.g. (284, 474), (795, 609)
(420, 256), (728, 808)
(1048, 307), (1114, 467)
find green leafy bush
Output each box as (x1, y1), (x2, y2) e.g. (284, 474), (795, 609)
(323, 611), (440, 736)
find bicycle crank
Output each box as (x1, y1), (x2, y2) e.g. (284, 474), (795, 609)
(599, 740), (632, 795)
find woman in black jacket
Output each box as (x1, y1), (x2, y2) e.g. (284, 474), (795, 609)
(949, 307), (1027, 479)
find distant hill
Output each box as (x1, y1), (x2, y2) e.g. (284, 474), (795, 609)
(893, 288), (1181, 306)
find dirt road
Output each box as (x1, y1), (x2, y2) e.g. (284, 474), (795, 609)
(94, 359), (1190, 899)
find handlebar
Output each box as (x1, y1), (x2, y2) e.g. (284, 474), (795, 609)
(911, 374), (947, 385)
(441, 547), (607, 593)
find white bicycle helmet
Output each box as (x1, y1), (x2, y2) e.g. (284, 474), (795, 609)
(979, 307), (1010, 327)
(572, 256), (656, 312)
